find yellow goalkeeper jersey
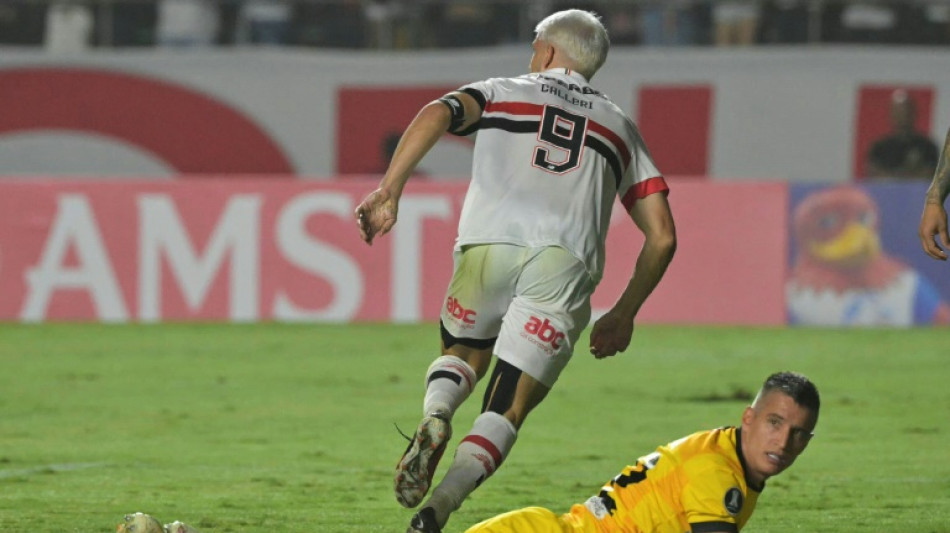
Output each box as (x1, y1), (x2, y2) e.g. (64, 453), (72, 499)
(565, 426), (761, 533)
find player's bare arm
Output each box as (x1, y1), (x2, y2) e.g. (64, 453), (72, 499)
(589, 193), (676, 358)
(355, 102), (448, 244)
(919, 128), (950, 260)
(356, 92), (481, 245)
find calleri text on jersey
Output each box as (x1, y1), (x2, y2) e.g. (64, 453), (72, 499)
(539, 75), (597, 109)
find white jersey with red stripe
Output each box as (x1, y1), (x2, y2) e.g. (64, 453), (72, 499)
(452, 67), (668, 282)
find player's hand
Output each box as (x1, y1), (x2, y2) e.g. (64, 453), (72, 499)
(919, 202), (950, 261)
(588, 309), (634, 359)
(355, 187), (398, 245)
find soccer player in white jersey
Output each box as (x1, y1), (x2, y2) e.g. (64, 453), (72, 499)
(356, 9), (677, 533)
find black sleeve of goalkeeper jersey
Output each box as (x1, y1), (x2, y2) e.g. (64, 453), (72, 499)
(691, 521), (738, 533)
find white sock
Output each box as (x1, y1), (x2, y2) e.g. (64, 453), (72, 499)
(423, 355), (477, 420)
(424, 411), (518, 527)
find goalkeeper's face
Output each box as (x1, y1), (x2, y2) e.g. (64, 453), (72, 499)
(740, 390), (817, 487)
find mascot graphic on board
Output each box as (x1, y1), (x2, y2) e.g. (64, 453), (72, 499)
(786, 186), (950, 326)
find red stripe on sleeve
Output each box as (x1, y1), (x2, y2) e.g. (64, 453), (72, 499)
(621, 176), (670, 212)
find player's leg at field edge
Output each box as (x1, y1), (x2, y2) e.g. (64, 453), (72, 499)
(422, 358), (550, 528)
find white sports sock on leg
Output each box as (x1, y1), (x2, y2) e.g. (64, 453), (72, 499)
(424, 411), (518, 527)
(423, 355), (477, 419)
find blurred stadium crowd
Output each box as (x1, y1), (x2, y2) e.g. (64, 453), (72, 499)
(2, 0), (950, 51)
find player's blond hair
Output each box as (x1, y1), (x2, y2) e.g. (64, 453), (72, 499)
(534, 9), (609, 80)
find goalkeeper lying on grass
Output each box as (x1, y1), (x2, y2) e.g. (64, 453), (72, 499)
(464, 371), (820, 533)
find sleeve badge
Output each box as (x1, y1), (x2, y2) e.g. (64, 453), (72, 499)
(724, 487), (744, 516)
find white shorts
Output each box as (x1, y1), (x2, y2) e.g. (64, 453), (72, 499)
(440, 244), (595, 388)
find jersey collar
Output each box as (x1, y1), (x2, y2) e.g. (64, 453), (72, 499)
(735, 427), (765, 492)
(542, 67), (588, 83)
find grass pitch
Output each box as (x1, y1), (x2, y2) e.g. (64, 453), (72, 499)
(1, 323), (948, 532)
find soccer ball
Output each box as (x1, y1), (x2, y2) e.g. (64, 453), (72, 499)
(115, 512), (201, 533)
(116, 513), (163, 533)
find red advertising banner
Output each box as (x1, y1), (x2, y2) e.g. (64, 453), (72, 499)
(0, 179), (786, 324)
(337, 86), (462, 175)
(636, 85), (713, 178)
(0, 68), (294, 175)
(596, 179), (787, 324)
